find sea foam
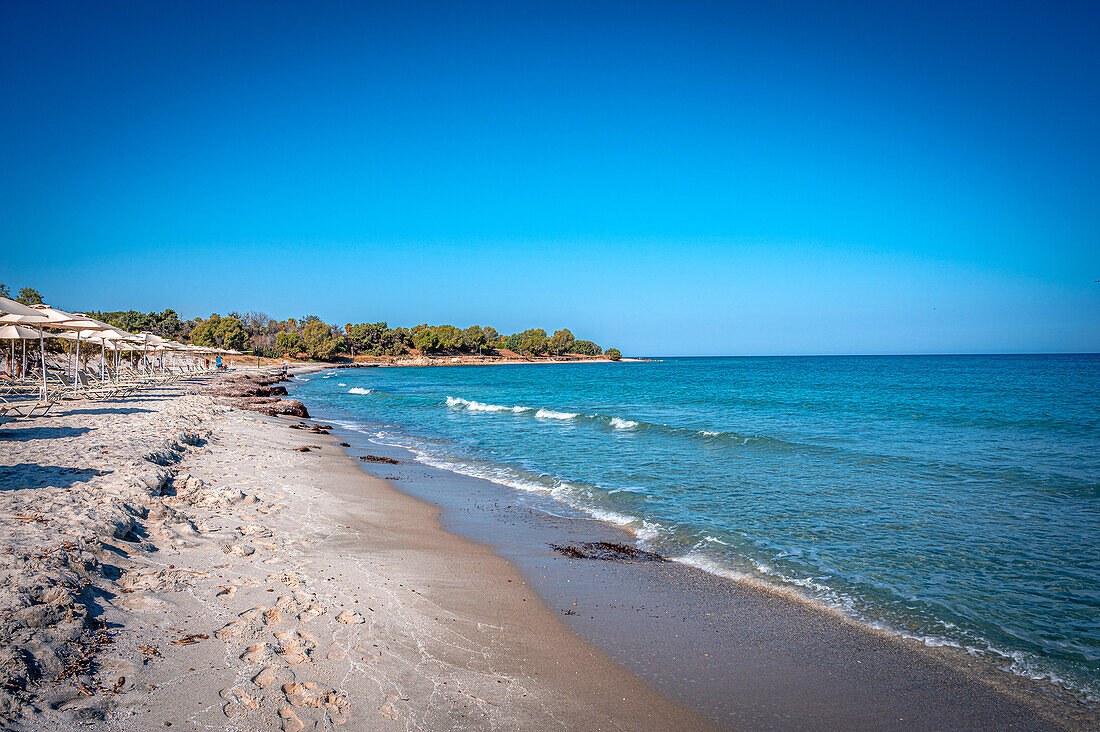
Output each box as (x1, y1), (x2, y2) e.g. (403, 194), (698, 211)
(446, 396), (531, 414)
(348, 387), (374, 395)
(534, 408), (579, 420)
(609, 417), (639, 429)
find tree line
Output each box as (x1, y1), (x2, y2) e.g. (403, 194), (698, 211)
(1, 284), (621, 362)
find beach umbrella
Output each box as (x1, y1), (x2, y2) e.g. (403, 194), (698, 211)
(38, 310), (126, 380)
(136, 332), (170, 373)
(0, 302), (76, 396)
(0, 297), (51, 323)
(25, 304), (95, 380)
(0, 324), (50, 339)
(67, 324), (135, 381)
(0, 324), (42, 379)
(0, 323), (42, 382)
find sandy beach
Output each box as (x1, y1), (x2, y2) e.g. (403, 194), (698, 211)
(0, 375), (708, 730)
(1, 371), (1095, 731)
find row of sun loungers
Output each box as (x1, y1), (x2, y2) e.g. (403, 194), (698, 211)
(0, 363), (221, 426)
(1, 297), (241, 427)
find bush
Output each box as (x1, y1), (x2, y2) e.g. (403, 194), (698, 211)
(570, 340), (602, 356)
(190, 313), (249, 351)
(275, 330), (304, 355)
(606, 348), (622, 361)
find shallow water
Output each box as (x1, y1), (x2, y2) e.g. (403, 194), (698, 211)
(292, 355), (1100, 699)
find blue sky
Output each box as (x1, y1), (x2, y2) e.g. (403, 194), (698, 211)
(1, 0), (1097, 355)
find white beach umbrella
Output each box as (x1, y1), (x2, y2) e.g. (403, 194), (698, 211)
(0, 297), (51, 323)
(1, 303), (77, 395)
(0, 323), (48, 339)
(39, 311), (125, 380)
(69, 323), (136, 381)
(0, 323), (42, 381)
(135, 332), (167, 373)
(25, 304), (96, 380)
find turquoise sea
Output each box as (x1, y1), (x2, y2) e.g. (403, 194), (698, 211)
(290, 355), (1099, 700)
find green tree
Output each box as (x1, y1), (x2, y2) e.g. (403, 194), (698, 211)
(413, 327), (441, 354)
(16, 287), (43, 305)
(388, 327), (413, 355)
(275, 330), (305, 355)
(479, 326), (499, 355)
(315, 337), (347, 361)
(189, 314), (222, 347)
(549, 328), (575, 356)
(606, 348), (622, 361)
(345, 322), (389, 355)
(462, 325), (486, 353)
(191, 313), (249, 350)
(0, 284), (10, 298)
(221, 317), (249, 351)
(301, 320), (332, 357)
(570, 340), (601, 356)
(519, 328), (549, 356)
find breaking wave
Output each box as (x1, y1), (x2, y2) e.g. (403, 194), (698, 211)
(443, 396), (805, 450)
(534, 408), (579, 420)
(446, 396), (532, 414)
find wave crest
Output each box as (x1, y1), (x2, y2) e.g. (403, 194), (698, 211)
(348, 387), (374, 395)
(446, 396), (531, 414)
(535, 408), (579, 420)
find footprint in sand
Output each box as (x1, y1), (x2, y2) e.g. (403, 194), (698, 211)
(215, 619), (247, 640)
(335, 609), (365, 625)
(215, 585), (236, 599)
(239, 607), (265, 622)
(274, 631), (316, 665)
(268, 572), (304, 588)
(263, 605), (285, 626)
(278, 707), (304, 732)
(282, 682), (349, 724)
(251, 666), (278, 689)
(240, 643), (272, 664)
(220, 686), (260, 718)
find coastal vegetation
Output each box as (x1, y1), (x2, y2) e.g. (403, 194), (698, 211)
(2, 283), (620, 362)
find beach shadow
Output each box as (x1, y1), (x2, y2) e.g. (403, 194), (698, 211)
(0, 426), (93, 442)
(0, 463), (104, 491)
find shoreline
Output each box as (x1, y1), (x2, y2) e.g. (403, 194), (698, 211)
(0, 378), (707, 730)
(292, 374), (1098, 730)
(1, 373), (1094, 729)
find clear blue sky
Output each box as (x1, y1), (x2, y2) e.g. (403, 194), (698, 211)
(2, 1), (1097, 355)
